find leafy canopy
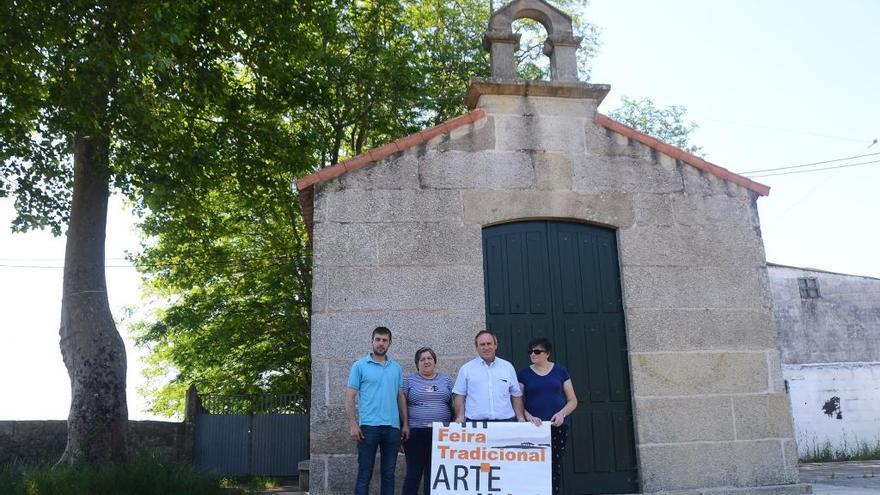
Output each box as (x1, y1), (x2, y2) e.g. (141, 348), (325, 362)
(1, 0), (602, 417)
(608, 96), (703, 155)
(0, 0), (336, 232)
(133, 0), (603, 417)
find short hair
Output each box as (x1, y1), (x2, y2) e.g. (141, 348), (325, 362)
(474, 330), (498, 346)
(527, 336), (552, 355)
(414, 347), (437, 366)
(372, 326), (392, 340)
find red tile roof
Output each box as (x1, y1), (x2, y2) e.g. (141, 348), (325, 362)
(295, 109), (769, 236)
(595, 114), (770, 196)
(295, 109), (487, 191)
(295, 109), (487, 235)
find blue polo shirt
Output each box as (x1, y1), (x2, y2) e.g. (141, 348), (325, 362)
(347, 354), (404, 429)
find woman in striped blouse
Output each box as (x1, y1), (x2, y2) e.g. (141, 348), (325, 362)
(401, 347), (453, 495)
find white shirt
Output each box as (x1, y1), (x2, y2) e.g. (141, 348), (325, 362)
(452, 356), (522, 420)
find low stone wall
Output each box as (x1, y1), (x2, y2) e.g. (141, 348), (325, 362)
(0, 420), (192, 466)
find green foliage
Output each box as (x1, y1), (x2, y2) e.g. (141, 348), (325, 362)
(608, 96), (703, 156)
(0, 457), (237, 495)
(220, 476), (281, 493)
(1, 0), (319, 233)
(133, 0), (603, 418)
(0, 0), (330, 421)
(2, 0), (604, 418)
(800, 438), (880, 463)
(133, 170), (312, 416)
(404, 0), (491, 123)
(129, 0), (474, 417)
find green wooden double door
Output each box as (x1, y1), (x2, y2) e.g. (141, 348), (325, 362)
(482, 220), (639, 494)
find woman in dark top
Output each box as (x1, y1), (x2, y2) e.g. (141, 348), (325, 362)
(402, 346), (453, 495)
(518, 337), (578, 495)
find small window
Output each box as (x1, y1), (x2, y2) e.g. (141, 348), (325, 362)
(798, 277), (820, 299)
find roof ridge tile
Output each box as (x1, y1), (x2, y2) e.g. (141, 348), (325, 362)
(295, 108), (486, 192)
(595, 113), (769, 196)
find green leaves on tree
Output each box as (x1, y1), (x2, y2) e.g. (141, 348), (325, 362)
(608, 96), (704, 156)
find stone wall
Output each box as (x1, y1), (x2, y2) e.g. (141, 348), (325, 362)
(307, 87), (804, 494)
(0, 420), (191, 466)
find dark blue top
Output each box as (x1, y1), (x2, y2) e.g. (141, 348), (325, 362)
(517, 364), (571, 424)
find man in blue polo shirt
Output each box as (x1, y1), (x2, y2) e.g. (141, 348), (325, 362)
(346, 326), (410, 495)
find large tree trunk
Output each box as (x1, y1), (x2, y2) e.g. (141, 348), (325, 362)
(57, 135), (128, 466)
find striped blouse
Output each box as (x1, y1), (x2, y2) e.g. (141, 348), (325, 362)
(404, 372), (453, 428)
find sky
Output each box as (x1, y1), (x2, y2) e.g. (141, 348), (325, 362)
(1, 0), (879, 421)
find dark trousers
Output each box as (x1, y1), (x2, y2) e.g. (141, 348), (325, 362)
(355, 425), (401, 495)
(402, 427), (433, 495)
(551, 425), (569, 495)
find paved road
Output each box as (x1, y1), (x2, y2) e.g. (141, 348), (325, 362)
(801, 460), (880, 494)
(252, 461), (880, 494)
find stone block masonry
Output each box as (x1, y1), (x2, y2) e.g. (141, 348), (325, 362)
(303, 84), (803, 493)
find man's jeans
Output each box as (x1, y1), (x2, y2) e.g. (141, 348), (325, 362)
(355, 425), (401, 495)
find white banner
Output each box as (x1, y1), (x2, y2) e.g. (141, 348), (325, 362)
(430, 421), (551, 495)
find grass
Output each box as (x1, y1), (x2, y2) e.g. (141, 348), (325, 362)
(220, 476), (283, 493)
(0, 456), (251, 495)
(800, 438), (880, 463)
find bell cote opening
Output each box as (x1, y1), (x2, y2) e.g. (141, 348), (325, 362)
(483, 0), (583, 81)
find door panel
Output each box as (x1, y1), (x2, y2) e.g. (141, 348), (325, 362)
(483, 221), (639, 494)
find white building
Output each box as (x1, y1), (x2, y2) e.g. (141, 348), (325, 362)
(769, 263), (880, 458)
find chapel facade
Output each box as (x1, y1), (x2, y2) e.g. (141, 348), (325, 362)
(296, 1), (808, 493)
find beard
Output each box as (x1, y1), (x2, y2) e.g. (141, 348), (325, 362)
(372, 346), (387, 356)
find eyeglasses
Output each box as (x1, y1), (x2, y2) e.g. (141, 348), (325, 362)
(527, 349), (546, 355)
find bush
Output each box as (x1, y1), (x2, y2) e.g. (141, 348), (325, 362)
(0, 456), (240, 495)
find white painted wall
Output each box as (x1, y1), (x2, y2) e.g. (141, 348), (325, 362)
(784, 362), (880, 456)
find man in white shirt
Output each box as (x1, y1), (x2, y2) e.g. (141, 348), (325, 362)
(453, 330), (525, 422)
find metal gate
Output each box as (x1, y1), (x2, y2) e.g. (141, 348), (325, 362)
(194, 394), (308, 476)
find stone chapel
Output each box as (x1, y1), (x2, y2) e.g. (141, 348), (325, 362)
(295, 1), (808, 493)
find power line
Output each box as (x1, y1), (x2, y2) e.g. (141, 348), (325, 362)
(740, 151), (880, 175)
(705, 118), (871, 143)
(765, 139), (878, 220)
(748, 158), (880, 178)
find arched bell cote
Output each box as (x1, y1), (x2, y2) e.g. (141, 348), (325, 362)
(483, 0), (583, 81)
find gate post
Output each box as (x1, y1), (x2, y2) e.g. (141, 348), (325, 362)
(181, 384), (200, 463)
